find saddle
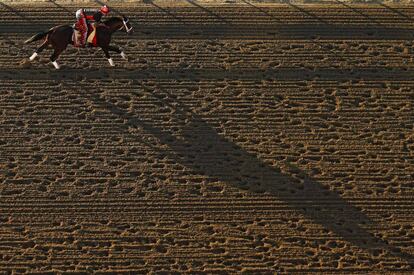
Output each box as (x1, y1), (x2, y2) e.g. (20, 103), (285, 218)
(73, 23), (98, 48)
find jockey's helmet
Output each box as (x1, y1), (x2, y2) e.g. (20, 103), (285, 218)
(75, 9), (84, 19)
(100, 5), (110, 15)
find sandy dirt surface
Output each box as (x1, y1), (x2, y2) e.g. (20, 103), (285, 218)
(1, 2), (414, 273)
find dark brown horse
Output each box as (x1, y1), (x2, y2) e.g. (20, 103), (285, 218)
(25, 16), (133, 69)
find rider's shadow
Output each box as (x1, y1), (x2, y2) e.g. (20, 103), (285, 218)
(88, 86), (413, 268)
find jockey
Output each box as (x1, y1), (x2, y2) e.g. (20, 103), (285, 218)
(75, 5), (110, 47)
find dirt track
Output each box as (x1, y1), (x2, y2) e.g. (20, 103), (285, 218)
(1, 2), (414, 273)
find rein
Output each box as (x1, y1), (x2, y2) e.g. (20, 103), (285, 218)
(121, 18), (133, 33)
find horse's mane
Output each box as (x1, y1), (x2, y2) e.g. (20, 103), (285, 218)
(103, 17), (123, 25)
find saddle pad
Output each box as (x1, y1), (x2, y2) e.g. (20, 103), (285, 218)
(87, 24), (98, 47)
(72, 25), (97, 48)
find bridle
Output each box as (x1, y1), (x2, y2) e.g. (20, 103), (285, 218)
(121, 18), (133, 34)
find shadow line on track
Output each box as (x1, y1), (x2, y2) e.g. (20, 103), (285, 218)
(0, 1), (34, 23)
(79, 82), (413, 267)
(47, 0), (73, 16)
(186, 0), (231, 24)
(374, 1), (414, 23)
(288, 3), (331, 25)
(145, 1), (187, 24)
(334, 0), (383, 26)
(241, 0), (282, 23)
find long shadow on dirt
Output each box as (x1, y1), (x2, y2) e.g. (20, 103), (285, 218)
(288, 3), (330, 25)
(85, 82), (413, 267)
(185, 0), (231, 24)
(144, 0), (187, 24)
(375, 1), (414, 23)
(334, 0), (383, 26)
(241, 0), (281, 23)
(0, 2), (34, 23)
(47, 0), (73, 16)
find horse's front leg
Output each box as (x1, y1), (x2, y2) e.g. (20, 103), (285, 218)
(102, 47), (115, 67)
(108, 45), (127, 60)
(50, 48), (64, 69)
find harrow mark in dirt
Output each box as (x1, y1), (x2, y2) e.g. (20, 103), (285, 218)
(1, 2), (414, 273)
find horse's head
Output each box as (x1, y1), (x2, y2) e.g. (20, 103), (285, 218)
(120, 15), (133, 35)
(104, 16), (133, 35)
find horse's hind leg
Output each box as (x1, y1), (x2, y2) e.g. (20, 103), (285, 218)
(108, 45), (127, 60)
(50, 48), (63, 69)
(29, 40), (49, 61)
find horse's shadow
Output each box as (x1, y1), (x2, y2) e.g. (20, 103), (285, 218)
(87, 85), (413, 267)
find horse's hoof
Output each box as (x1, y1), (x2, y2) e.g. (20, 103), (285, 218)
(29, 52), (38, 61)
(121, 52), (128, 60)
(52, 61), (60, 69)
(108, 58), (115, 66)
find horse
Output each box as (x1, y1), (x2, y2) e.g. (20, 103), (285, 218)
(24, 16), (133, 69)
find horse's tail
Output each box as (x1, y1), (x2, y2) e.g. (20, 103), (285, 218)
(24, 29), (53, 44)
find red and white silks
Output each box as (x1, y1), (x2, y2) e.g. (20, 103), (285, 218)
(75, 17), (87, 47)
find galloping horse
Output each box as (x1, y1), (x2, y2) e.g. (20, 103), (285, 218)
(25, 16), (133, 69)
